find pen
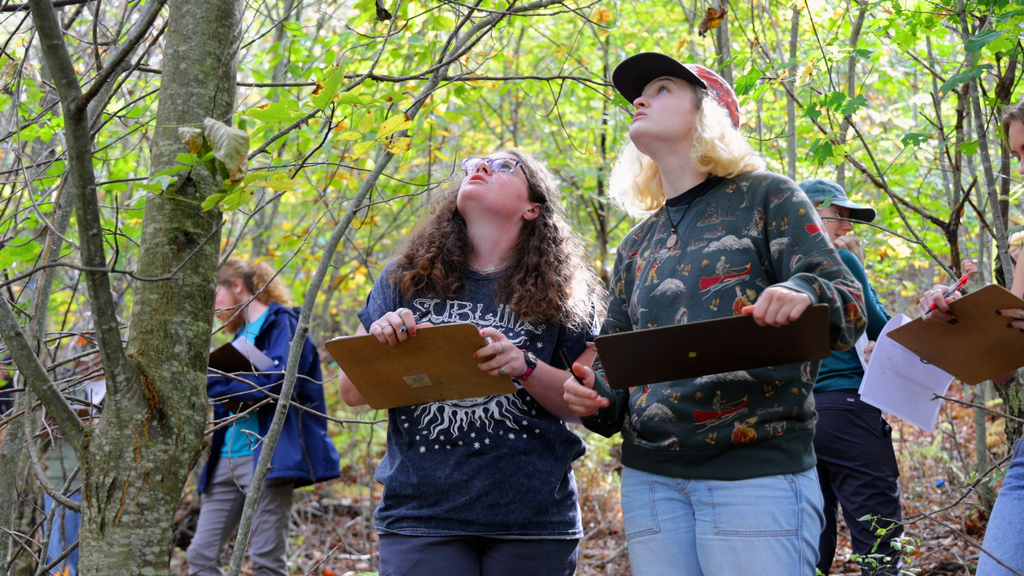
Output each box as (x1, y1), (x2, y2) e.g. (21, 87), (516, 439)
(398, 311), (428, 333)
(924, 273), (970, 315)
(559, 349), (586, 387)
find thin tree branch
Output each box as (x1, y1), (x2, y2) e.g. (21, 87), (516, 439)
(30, 0), (137, 397)
(1, 0), (93, 12)
(0, 298), (83, 451)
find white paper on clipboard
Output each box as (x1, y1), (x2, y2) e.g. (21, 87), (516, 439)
(858, 314), (955, 431)
(230, 339), (276, 371)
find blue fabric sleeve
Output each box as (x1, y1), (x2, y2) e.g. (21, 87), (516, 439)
(206, 305), (296, 403)
(357, 262), (401, 332)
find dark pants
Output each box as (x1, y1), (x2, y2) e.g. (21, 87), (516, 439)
(813, 391), (903, 576)
(378, 534), (578, 576)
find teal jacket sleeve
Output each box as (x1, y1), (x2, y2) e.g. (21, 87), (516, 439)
(838, 249), (889, 341)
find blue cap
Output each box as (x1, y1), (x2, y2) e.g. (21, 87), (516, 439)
(798, 178), (876, 223)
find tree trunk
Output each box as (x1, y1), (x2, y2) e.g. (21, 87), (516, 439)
(72, 0), (244, 573)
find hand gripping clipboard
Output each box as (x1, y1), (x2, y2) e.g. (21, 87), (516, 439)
(324, 323), (516, 409)
(887, 284), (1024, 385)
(595, 304), (831, 389)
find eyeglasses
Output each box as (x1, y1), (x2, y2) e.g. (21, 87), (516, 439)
(461, 156), (523, 174)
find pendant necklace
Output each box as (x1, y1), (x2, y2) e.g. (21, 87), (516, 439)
(468, 264), (504, 273)
(663, 176), (722, 249)
(664, 202), (693, 249)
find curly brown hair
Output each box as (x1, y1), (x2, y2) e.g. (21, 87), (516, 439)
(392, 149), (601, 329)
(218, 258), (292, 306)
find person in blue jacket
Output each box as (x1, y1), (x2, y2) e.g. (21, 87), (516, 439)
(801, 178), (903, 575)
(187, 259), (340, 576)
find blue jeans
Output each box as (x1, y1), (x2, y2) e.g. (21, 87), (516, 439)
(42, 493), (82, 576)
(621, 466), (824, 576)
(977, 438), (1024, 575)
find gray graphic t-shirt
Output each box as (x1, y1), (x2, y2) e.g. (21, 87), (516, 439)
(358, 263), (589, 538)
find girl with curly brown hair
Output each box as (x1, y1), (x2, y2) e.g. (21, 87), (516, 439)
(339, 149), (601, 576)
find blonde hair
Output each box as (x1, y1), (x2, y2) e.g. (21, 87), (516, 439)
(1009, 231), (1024, 253)
(609, 94), (764, 217)
(217, 258), (292, 306)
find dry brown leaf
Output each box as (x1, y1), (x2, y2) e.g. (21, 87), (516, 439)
(698, 7), (727, 38)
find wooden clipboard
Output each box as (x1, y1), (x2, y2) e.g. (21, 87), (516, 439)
(209, 340), (276, 373)
(324, 323), (516, 409)
(595, 304), (831, 389)
(887, 284), (1024, 385)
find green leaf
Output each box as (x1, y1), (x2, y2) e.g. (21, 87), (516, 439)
(376, 113), (413, 139)
(311, 66), (345, 110)
(151, 164), (192, 179)
(803, 103), (822, 123)
(956, 140), (980, 156)
(201, 192), (227, 211)
(853, 49), (874, 59)
(809, 138), (833, 165)
(175, 153), (197, 166)
(840, 95), (868, 117)
(202, 117), (249, 182)
(901, 133), (931, 147)
(965, 29), (1005, 54)
(220, 187), (255, 211)
(45, 160), (65, 177)
(733, 66), (762, 97)
(822, 91), (848, 113)
(937, 64), (992, 94)
(244, 101), (307, 124)
(150, 175), (175, 192)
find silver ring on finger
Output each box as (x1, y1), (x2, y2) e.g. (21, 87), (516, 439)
(1019, 310), (1024, 320)
(498, 366), (506, 376)
(499, 341), (505, 354)
(380, 323), (393, 331)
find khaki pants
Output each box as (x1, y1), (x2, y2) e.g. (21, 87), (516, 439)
(186, 455), (294, 576)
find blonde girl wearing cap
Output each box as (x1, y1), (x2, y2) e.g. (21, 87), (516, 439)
(563, 52), (866, 575)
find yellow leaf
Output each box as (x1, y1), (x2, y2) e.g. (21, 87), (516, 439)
(357, 111), (374, 133)
(376, 113), (414, 139)
(351, 140), (375, 157)
(386, 137), (412, 154)
(337, 131), (362, 141)
(594, 7), (612, 24)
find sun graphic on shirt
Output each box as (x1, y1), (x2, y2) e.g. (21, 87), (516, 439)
(414, 394), (528, 439)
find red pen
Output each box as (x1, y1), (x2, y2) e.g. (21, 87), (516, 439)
(924, 273), (970, 315)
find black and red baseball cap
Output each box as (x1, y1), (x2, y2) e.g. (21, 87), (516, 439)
(612, 52), (741, 129)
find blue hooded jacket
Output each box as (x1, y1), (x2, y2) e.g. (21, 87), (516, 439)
(200, 303), (340, 492)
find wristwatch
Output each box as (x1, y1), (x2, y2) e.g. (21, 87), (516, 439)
(519, 349), (538, 380)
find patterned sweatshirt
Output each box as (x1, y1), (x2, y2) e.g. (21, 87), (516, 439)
(581, 171), (866, 480)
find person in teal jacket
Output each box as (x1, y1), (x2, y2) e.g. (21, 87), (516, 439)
(801, 178), (903, 575)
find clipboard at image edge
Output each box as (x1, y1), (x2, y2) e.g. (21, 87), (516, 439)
(887, 284), (1024, 385)
(594, 304), (832, 390)
(324, 322), (516, 410)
